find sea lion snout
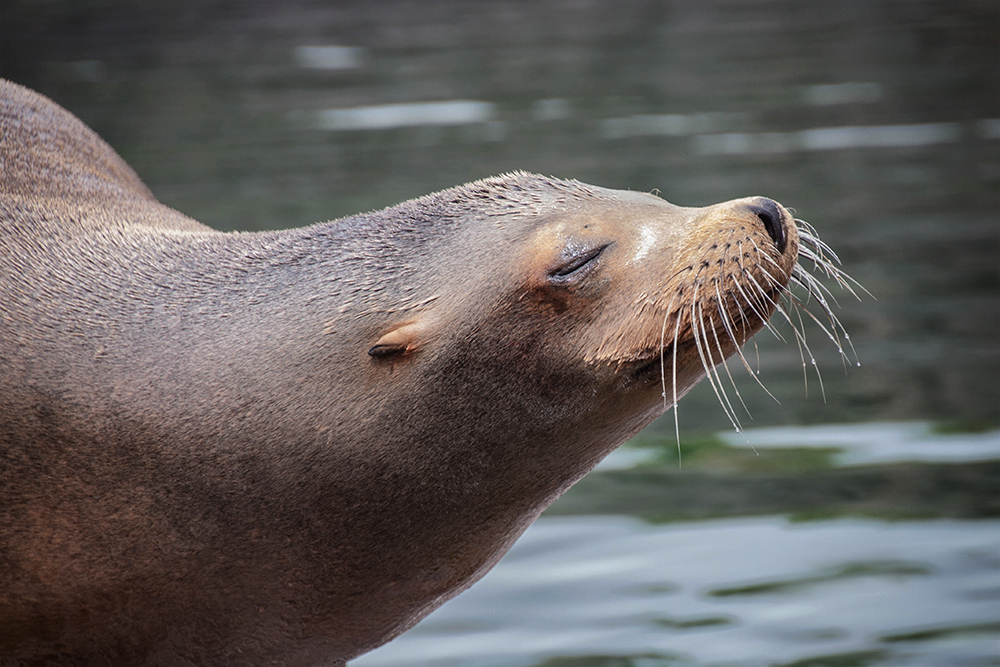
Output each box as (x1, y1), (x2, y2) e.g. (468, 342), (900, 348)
(693, 195), (800, 274)
(695, 195), (795, 255)
(523, 190), (806, 429)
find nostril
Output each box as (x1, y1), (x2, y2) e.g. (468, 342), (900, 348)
(747, 198), (787, 254)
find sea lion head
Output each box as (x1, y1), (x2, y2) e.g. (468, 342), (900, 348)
(350, 173), (801, 497)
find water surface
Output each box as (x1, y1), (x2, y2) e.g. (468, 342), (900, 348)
(356, 514), (999, 667)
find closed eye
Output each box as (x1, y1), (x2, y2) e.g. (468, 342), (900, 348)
(549, 244), (609, 282)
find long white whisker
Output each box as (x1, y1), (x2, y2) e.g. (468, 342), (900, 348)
(732, 276), (783, 340)
(791, 300), (827, 402)
(758, 265), (788, 294)
(758, 272), (811, 396)
(691, 285), (736, 428)
(708, 301), (752, 418)
(744, 273), (781, 311)
(716, 282), (780, 403)
(788, 279), (862, 367)
(785, 291), (847, 358)
(660, 216), (865, 459)
(659, 294), (677, 410)
(799, 246), (870, 299)
(796, 223), (841, 261)
(671, 300), (684, 467)
(794, 260), (845, 306)
(773, 300), (826, 401)
(691, 295), (743, 434)
(730, 277), (765, 373)
(796, 239), (871, 298)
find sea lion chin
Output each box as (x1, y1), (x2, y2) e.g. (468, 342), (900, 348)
(0, 78), (853, 666)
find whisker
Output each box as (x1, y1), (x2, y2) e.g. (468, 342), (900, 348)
(795, 222), (841, 260)
(699, 301), (757, 449)
(730, 278), (765, 374)
(715, 282), (780, 404)
(747, 269), (812, 395)
(690, 287), (743, 434)
(789, 270), (826, 303)
(789, 261), (858, 347)
(796, 248), (853, 296)
(757, 264), (789, 294)
(785, 290), (859, 368)
(658, 215), (864, 456)
(671, 299), (683, 467)
(773, 300), (827, 401)
(658, 295), (677, 411)
(795, 227), (872, 299)
(732, 275), (783, 341)
(708, 301), (752, 418)
(791, 300), (827, 402)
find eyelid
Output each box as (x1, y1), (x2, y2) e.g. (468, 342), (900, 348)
(549, 243), (609, 280)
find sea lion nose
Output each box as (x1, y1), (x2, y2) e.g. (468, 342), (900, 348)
(746, 198), (787, 254)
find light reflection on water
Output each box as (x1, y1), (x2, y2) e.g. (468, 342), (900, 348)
(596, 421), (1000, 472)
(718, 422), (1000, 467)
(355, 515), (999, 667)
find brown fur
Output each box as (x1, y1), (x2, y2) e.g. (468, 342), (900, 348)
(0, 79), (798, 666)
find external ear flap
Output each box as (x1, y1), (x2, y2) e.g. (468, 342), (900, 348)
(368, 321), (427, 358)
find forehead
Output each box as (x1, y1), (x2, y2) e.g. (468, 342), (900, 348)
(524, 187), (687, 250)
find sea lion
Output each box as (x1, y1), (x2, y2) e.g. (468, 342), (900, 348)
(0, 79), (851, 666)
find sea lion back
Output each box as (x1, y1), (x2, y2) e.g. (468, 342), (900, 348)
(0, 78), (209, 234)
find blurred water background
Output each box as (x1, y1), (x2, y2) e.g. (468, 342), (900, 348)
(3, 1), (998, 665)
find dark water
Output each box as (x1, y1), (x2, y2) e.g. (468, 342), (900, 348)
(3, 1), (998, 664)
